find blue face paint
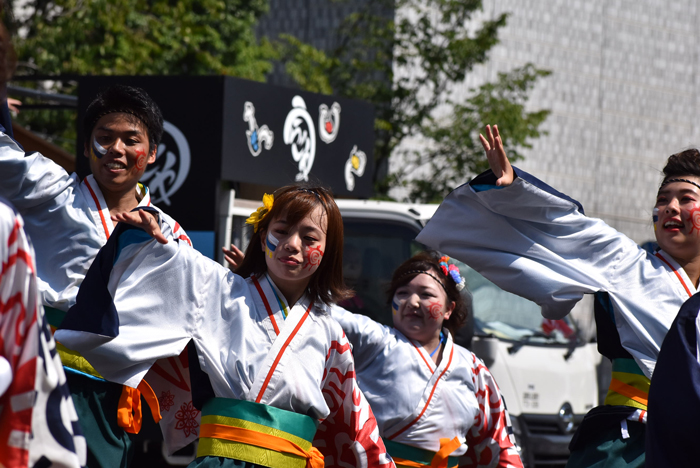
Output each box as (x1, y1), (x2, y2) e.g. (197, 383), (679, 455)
(265, 231), (279, 258)
(653, 207), (659, 231)
(392, 298), (399, 315)
(91, 138), (108, 160)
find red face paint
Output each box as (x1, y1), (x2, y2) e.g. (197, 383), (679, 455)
(135, 150), (148, 171)
(688, 205), (700, 235)
(427, 300), (443, 321)
(303, 245), (324, 270)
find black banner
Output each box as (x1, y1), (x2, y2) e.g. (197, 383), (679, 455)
(77, 76), (375, 232)
(221, 78), (375, 196)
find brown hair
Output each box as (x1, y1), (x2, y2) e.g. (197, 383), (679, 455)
(661, 148), (700, 185)
(387, 251), (468, 336)
(235, 184), (352, 306)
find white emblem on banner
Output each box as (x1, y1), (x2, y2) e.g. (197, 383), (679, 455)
(318, 102), (341, 144)
(344, 145), (367, 191)
(141, 121), (191, 206)
(243, 101), (274, 156)
(283, 96), (316, 182)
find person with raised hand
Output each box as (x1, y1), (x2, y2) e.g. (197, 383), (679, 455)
(57, 185), (394, 468)
(417, 124), (700, 466)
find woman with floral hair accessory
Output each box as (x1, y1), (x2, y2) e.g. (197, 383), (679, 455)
(331, 251), (523, 468)
(417, 125), (700, 466)
(56, 184), (394, 468)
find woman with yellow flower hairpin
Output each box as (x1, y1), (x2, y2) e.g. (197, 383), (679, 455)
(56, 185), (394, 468)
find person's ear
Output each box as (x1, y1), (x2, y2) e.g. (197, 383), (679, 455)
(444, 301), (456, 320)
(84, 140), (91, 159)
(260, 229), (267, 252)
(147, 144), (157, 164)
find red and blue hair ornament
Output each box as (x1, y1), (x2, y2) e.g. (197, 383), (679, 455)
(438, 256), (466, 291)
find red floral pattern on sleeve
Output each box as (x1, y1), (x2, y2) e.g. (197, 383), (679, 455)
(461, 353), (523, 468)
(174, 401), (200, 438)
(158, 390), (175, 412)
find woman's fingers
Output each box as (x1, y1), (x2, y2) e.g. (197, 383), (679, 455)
(480, 124), (514, 187)
(479, 133), (490, 151)
(222, 244), (244, 271)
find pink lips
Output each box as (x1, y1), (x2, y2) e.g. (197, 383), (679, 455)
(279, 256), (301, 265)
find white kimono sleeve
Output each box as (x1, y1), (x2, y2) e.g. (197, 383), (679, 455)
(54, 220), (232, 389)
(0, 131), (76, 210)
(416, 169), (646, 320)
(330, 306), (392, 371)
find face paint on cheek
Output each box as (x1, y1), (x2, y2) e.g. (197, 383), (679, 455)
(302, 245), (324, 270)
(427, 300), (443, 321)
(688, 205), (700, 235)
(91, 138), (107, 161)
(265, 231), (279, 258)
(134, 150), (148, 171)
(392, 298), (400, 316)
(653, 207), (659, 232)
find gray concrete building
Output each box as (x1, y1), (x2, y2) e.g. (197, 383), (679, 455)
(259, 0), (699, 243)
(451, 0), (700, 243)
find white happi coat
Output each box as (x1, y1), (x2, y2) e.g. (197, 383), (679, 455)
(0, 130), (195, 452)
(416, 169), (696, 379)
(332, 308), (522, 468)
(0, 199), (85, 467)
(55, 222), (393, 468)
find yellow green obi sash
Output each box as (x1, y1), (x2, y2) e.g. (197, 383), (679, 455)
(384, 438), (461, 468)
(603, 358), (650, 410)
(197, 398), (323, 468)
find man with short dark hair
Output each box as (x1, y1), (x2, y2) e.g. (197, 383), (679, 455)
(0, 84), (190, 467)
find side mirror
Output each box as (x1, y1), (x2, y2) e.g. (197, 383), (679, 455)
(471, 336), (499, 368)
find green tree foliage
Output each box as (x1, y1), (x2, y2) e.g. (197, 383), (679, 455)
(278, 0), (551, 201)
(8, 0), (276, 152)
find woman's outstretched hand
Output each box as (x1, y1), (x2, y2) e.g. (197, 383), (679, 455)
(479, 124), (514, 187)
(222, 243), (245, 272)
(111, 210), (168, 244)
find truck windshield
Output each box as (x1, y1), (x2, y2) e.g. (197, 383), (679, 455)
(340, 220), (425, 327)
(454, 259), (578, 346)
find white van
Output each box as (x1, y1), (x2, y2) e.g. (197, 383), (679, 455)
(222, 197), (600, 468)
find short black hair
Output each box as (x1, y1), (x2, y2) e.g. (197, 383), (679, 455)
(662, 148), (700, 184)
(83, 85), (163, 154)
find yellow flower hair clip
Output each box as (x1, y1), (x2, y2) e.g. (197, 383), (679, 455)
(245, 193), (274, 233)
